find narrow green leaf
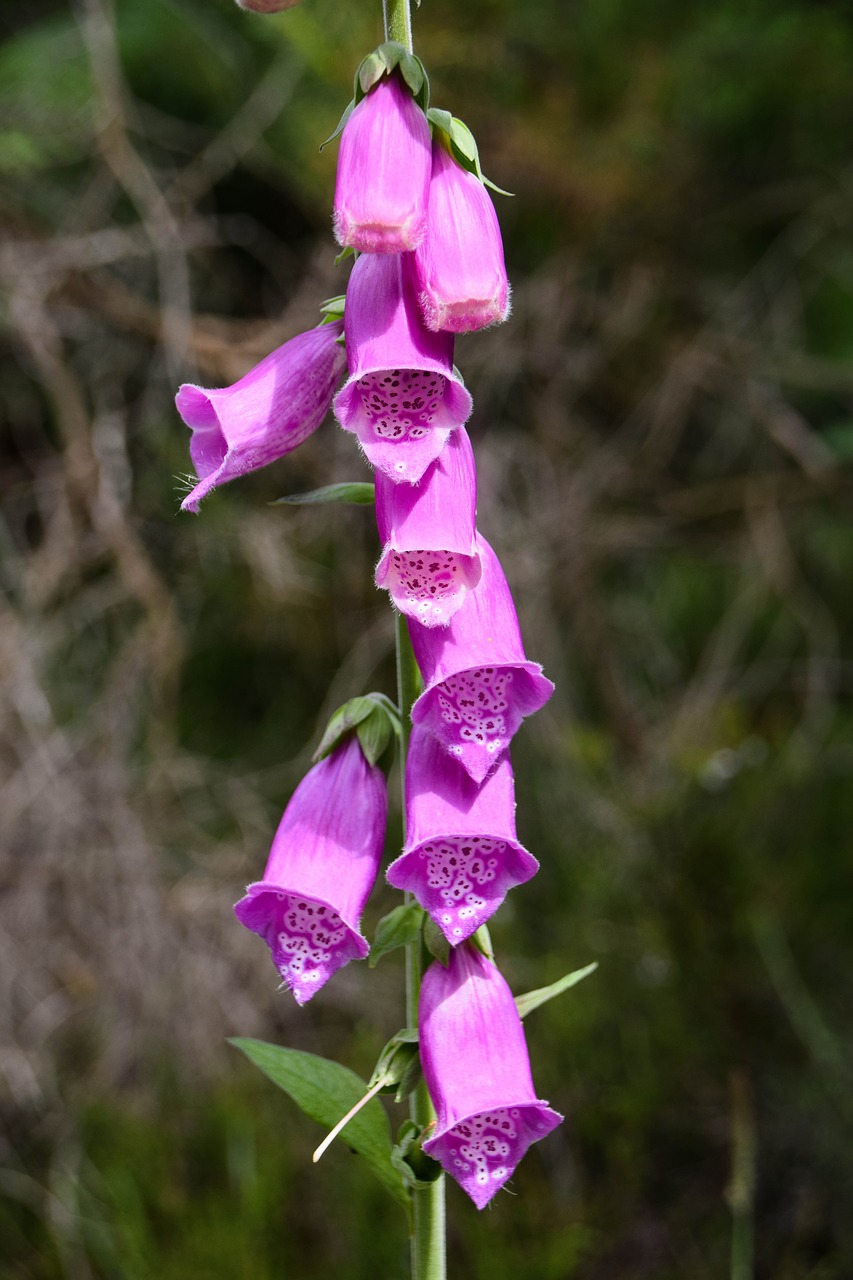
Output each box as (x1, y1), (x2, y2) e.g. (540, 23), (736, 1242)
(334, 244), (355, 267)
(271, 482), (374, 508)
(229, 1039), (410, 1214)
(471, 922), (494, 962)
(370, 903), (423, 968)
(515, 961), (599, 1020)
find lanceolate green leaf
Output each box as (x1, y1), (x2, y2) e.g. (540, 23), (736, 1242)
(515, 961), (599, 1020)
(272, 482), (375, 507)
(229, 1039), (410, 1216)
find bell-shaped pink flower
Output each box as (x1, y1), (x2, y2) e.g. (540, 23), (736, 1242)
(374, 426), (481, 627)
(233, 735), (387, 1005)
(386, 727), (538, 942)
(176, 321), (346, 512)
(419, 942), (563, 1209)
(414, 139), (510, 333)
(409, 535), (554, 783)
(333, 253), (473, 483)
(333, 72), (431, 253)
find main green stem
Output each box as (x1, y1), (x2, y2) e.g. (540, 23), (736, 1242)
(395, 612), (446, 1280)
(384, 0), (413, 54)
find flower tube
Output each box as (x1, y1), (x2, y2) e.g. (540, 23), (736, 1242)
(176, 321), (346, 512)
(374, 426), (480, 627)
(333, 253), (472, 483)
(386, 726), (538, 942)
(409, 535), (554, 783)
(333, 71), (431, 253)
(419, 942), (563, 1209)
(233, 735), (386, 1005)
(414, 138), (510, 333)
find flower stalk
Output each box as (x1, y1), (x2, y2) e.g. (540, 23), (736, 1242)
(397, 611), (446, 1280)
(384, 0), (413, 56)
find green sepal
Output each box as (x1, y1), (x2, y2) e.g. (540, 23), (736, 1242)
(319, 97), (355, 152)
(229, 1039), (410, 1217)
(353, 42), (429, 113)
(370, 902), (424, 968)
(318, 293), (346, 321)
(471, 922), (494, 961)
(369, 1028), (421, 1102)
(334, 244), (355, 267)
(391, 1120), (444, 1189)
(423, 916), (450, 968)
(515, 961), (599, 1020)
(426, 107), (513, 197)
(271, 482), (375, 508)
(313, 692), (401, 766)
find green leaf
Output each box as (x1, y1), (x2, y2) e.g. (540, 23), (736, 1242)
(334, 244), (355, 267)
(515, 962), (599, 1020)
(424, 916), (450, 968)
(370, 903), (423, 968)
(229, 1039), (410, 1215)
(271, 482), (374, 508)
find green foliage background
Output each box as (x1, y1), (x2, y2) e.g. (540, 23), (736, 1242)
(1, 0), (852, 1276)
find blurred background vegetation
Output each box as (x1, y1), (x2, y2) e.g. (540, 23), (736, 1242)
(2, 0), (852, 1276)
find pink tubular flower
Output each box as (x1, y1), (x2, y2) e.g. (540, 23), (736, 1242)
(409, 535), (554, 783)
(176, 321), (346, 513)
(333, 71), (431, 253)
(386, 726), (538, 942)
(374, 426), (480, 627)
(233, 735), (386, 1005)
(419, 942), (563, 1209)
(414, 138), (510, 333)
(333, 253), (473, 483)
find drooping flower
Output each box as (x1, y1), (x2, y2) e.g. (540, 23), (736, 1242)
(176, 321), (346, 513)
(333, 253), (472, 483)
(233, 734), (386, 1005)
(386, 726), (538, 942)
(409, 535), (554, 783)
(333, 71), (431, 254)
(419, 941), (563, 1209)
(414, 137), (510, 333)
(374, 426), (480, 627)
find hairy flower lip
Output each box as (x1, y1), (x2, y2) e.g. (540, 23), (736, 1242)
(334, 253), (472, 484)
(176, 321), (346, 512)
(386, 726), (538, 942)
(419, 942), (563, 1209)
(333, 71), (431, 254)
(408, 534), (554, 782)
